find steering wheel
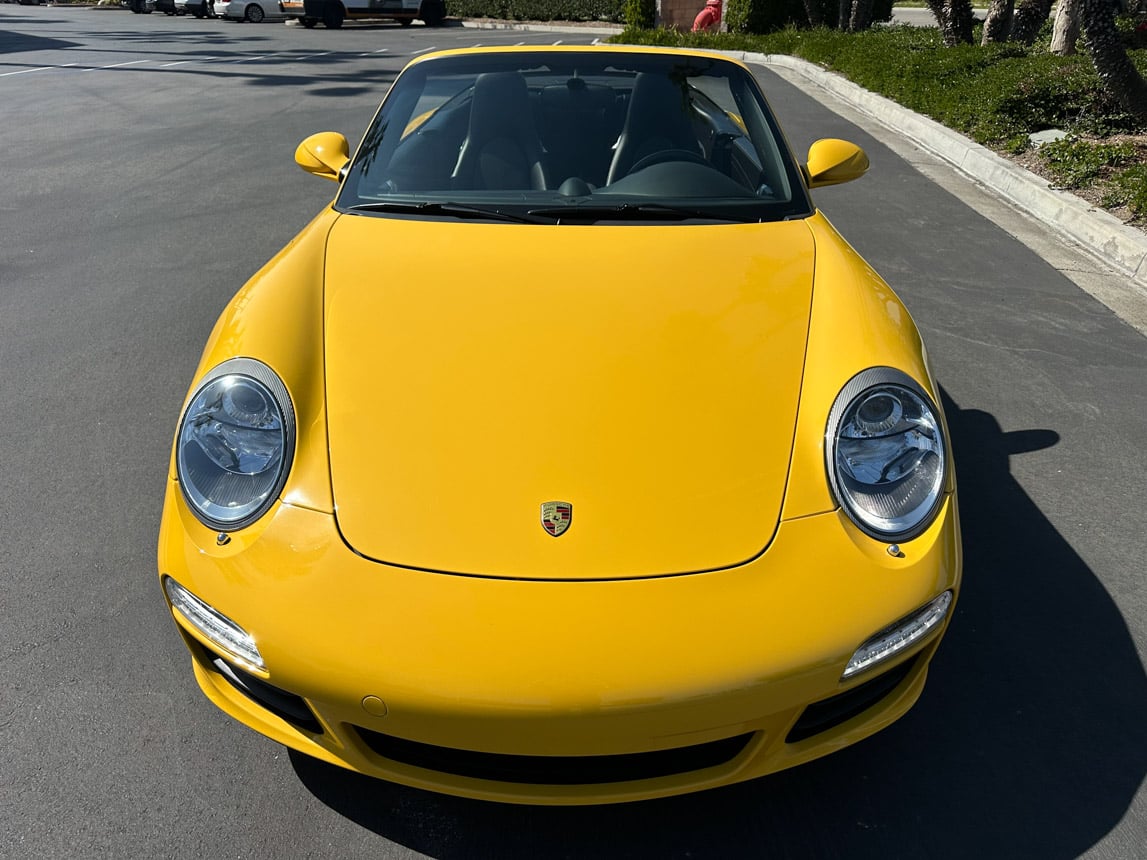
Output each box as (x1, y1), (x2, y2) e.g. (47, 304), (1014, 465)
(627, 149), (709, 175)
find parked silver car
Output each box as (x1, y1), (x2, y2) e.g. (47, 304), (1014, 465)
(215, 0), (283, 22)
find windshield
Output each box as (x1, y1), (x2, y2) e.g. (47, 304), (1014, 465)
(338, 50), (813, 224)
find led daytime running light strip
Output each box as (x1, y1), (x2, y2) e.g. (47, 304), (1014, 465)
(164, 576), (265, 672)
(842, 591), (952, 679)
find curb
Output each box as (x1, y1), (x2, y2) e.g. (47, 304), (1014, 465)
(728, 51), (1147, 295)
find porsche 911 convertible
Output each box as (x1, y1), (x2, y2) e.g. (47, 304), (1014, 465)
(158, 45), (962, 804)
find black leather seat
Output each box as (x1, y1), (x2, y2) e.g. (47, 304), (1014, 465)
(539, 79), (619, 188)
(606, 73), (704, 185)
(451, 72), (549, 191)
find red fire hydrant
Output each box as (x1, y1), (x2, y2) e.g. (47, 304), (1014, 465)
(692, 0), (722, 32)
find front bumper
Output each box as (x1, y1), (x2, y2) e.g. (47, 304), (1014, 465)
(158, 482), (961, 804)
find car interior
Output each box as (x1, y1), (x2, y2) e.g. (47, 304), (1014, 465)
(346, 57), (799, 210)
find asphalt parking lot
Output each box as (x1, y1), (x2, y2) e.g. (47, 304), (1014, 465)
(1, 7), (1145, 858)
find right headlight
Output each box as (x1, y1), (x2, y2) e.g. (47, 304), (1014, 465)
(825, 368), (947, 541)
(175, 358), (295, 531)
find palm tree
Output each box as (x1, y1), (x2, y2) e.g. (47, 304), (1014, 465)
(1083, 0), (1147, 121)
(925, 0), (975, 45)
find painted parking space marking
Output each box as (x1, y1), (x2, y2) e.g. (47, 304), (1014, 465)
(2, 45), (424, 80)
(81, 59), (148, 72)
(0, 67), (53, 77)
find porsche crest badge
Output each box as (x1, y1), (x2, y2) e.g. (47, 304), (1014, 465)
(541, 501), (572, 537)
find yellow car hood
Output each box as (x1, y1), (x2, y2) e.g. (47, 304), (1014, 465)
(324, 215), (815, 580)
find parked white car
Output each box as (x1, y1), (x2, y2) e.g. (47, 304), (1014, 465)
(215, 0), (283, 22)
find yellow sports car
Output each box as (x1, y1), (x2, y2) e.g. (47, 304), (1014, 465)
(158, 45), (961, 804)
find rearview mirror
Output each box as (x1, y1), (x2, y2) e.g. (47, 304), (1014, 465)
(804, 139), (869, 189)
(295, 132), (350, 182)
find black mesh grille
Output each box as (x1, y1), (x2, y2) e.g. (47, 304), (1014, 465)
(785, 655), (918, 744)
(355, 728), (754, 785)
(209, 654), (323, 735)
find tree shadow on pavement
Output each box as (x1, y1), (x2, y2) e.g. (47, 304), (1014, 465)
(0, 29), (78, 53)
(292, 390), (1147, 859)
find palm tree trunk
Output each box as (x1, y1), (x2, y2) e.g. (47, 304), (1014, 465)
(850, 0), (875, 30)
(981, 0), (1015, 44)
(1009, 0), (1053, 43)
(1082, 0), (1147, 121)
(1050, 0), (1082, 55)
(926, 0), (976, 45)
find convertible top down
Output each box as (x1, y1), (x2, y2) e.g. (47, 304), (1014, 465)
(158, 45), (961, 804)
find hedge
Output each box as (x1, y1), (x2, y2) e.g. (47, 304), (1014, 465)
(445, 0), (890, 31)
(446, 0), (626, 21)
(724, 0), (894, 33)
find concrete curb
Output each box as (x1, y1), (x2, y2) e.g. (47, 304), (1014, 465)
(729, 51), (1147, 294)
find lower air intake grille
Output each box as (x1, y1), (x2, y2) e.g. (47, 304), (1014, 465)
(210, 655), (323, 735)
(355, 728), (754, 785)
(785, 655), (918, 744)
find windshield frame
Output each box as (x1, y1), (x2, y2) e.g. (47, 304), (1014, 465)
(336, 49), (814, 225)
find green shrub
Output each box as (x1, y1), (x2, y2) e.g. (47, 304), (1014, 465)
(1104, 164), (1147, 217)
(448, 0), (625, 22)
(1038, 137), (1137, 187)
(724, 0), (801, 33)
(623, 0), (654, 28)
(725, 0), (892, 33)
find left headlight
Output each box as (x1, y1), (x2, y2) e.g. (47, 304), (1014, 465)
(826, 368), (947, 541)
(176, 358), (295, 530)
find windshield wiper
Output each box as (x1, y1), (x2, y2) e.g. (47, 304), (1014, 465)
(526, 202), (757, 223)
(344, 200), (549, 224)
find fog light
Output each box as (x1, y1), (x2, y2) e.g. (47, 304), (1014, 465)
(842, 591), (952, 680)
(163, 576), (265, 672)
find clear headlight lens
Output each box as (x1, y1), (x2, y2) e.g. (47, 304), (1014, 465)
(826, 368), (947, 540)
(176, 359), (295, 530)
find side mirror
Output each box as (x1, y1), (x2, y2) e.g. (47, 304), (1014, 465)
(295, 132), (350, 182)
(803, 139), (869, 189)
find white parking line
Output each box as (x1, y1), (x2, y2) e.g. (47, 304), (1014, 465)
(0, 67), (52, 77)
(0, 41), (437, 82)
(82, 60), (148, 72)
(5, 62), (80, 75)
